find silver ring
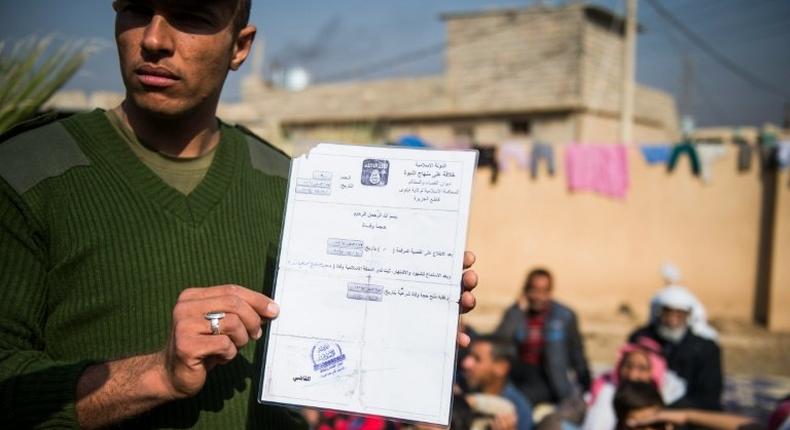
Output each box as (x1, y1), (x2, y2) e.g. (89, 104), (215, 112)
(204, 311), (226, 335)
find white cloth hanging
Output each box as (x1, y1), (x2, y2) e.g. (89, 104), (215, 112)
(696, 143), (727, 183)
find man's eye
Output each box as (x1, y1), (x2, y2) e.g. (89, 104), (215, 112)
(171, 12), (214, 27)
(122, 4), (153, 17)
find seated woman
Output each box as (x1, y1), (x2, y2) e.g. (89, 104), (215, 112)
(581, 337), (686, 430)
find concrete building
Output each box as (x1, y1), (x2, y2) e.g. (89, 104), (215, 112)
(238, 3), (679, 148)
(39, 4), (790, 332)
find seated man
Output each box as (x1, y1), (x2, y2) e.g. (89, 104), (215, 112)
(582, 337), (687, 430)
(496, 268), (591, 406)
(462, 334), (534, 430)
(628, 286), (723, 411)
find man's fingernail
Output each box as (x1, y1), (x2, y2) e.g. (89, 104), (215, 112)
(267, 302), (280, 317)
(255, 327), (263, 339)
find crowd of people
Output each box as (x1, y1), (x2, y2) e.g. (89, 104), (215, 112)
(443, 267), (782, 430)
(304, 267), (785, 430)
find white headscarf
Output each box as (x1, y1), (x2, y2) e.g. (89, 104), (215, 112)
(650, 285), (718, 341)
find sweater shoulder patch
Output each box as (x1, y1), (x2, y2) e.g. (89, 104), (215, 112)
(0, 120), (90, 194)
(236, 125), (291, 179)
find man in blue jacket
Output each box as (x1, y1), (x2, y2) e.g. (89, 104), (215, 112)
(463, 334), (534, 430)
(496, 268), (591, 406)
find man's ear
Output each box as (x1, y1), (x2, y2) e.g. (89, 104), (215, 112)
(493, 361), (510, 379)
(230, 25), (256, 71)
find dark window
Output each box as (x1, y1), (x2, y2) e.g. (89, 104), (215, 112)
(510, 120), (531, 136)
(453, 125), (475, 139)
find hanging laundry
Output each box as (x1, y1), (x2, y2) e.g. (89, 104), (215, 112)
(758, 130), (779, 170)
(778, 141), (790, 169)
(396, 134), (431, 148)
(667, 142), (701, 177)
(733, 136), (752, 172)
(446, 135), (473, 150)
(497, 141), (529, 172)
(564, 144), (629, 199)
(530, 142), (555, 179)
(473, 144), (499, 184)
(696, 143), (727, 183)
(639, 144), (673, 165)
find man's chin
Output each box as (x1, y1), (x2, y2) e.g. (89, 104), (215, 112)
(127, 93), (192, 118)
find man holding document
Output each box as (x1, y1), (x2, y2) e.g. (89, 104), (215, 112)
(260, 144), (479, 425)
(0, 0), (478, 429)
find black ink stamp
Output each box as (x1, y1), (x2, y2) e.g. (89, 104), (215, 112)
(311, 342), (346, 377)
(361, 159), (389, 186)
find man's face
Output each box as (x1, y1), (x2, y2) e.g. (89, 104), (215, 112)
(113, 0), (251, 117)
(619, 351), (652, 384)
(659, 307), (689, 330)
(369, 169), (381, 185)
(526, 274), (551, 312)
(462, 342), (499, 390)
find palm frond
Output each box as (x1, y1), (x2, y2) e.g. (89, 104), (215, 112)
(0, 37), (93, 134)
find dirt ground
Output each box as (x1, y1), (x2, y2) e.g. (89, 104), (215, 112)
(581, 312), (790, 377)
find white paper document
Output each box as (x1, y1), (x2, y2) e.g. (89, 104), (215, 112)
(259, 143), (477, 425)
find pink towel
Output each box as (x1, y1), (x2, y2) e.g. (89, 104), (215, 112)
(565, 144), (629, 198)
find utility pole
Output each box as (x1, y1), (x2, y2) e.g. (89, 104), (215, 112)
(621, 0), (638, 144)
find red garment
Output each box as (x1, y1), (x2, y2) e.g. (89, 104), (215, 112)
(317, 411), (388, 430)
(520, 310), (547, 365)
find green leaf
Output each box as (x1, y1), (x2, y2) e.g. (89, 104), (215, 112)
(0, 36), (92, 133)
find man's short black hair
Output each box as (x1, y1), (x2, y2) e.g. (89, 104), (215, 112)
(233, 0), (251, 33)
(524, 267), (553, 292)
(613, 381), (664, 423)
(474, 334), (517, 364)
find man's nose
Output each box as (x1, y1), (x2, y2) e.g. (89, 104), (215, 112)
(141, 14), (174, 55)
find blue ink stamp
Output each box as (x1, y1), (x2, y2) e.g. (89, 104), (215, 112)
(311, 342), (346, 377)
(347, 282), (384, 301)
(327, 238), (364, 257)
(361, 159), (389, 186)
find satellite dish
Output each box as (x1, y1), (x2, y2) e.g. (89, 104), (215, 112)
(284, 67), (311, 91)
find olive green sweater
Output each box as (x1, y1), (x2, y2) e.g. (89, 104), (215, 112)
(0, 110), (303, 429)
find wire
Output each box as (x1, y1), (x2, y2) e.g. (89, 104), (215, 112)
(651, 6), (738, 124)
(313, 43), (444, 83)
(644, 0), (790, 101)
(312, 7), (588, 83)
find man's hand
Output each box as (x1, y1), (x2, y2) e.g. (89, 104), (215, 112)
(75, 284), (278, 429)
(627, 409), (761, 430)
(491, 412), (517, 430)
(627, 409), (688, 427)
(458, 251), (478, 347)
(162, 284), (279, 398)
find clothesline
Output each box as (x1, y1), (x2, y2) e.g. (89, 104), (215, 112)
(393, 138), (790, 199)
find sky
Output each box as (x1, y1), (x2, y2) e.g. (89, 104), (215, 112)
(1, 0), (789, 128)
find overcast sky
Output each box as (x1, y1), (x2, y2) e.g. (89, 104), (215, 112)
(2, 0), (789, 128)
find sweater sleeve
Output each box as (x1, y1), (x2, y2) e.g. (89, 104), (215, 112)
(566, 310), (592, 392)
(0, 178), (93, 428)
